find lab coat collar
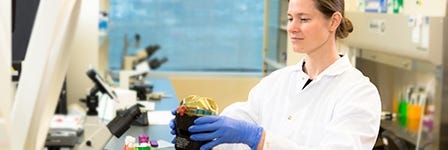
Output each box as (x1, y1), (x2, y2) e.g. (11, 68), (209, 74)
(294, 55), (352, 79)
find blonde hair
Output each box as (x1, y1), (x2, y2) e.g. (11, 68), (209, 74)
(314, 0), (353, 39)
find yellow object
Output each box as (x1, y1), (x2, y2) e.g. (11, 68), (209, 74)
(178, 95), (219, 116)
(392, 92), (398, 114)
(416, 0), (422, 6)
(407, 104), (422, 132)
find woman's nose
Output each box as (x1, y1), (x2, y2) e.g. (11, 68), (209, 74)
(287, 21), (299, 34)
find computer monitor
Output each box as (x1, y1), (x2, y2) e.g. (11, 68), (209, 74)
(86, 68), (117, 101)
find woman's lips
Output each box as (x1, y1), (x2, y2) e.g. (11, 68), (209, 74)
(290, 37), (304, 43)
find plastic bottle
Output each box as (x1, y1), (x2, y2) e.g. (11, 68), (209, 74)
(150, 140), (159, 150)
(392, 0), (403, 14)
(124, 136), (136, 150)
(398, 92), (408, 127)
(407, 91), (421, 132)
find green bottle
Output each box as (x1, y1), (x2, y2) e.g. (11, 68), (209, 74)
(398, 93), (408, 127)
(392, 0), (403, 14)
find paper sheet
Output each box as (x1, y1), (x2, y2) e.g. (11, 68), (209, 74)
(157, 139), (175, 148)
(147, 111), (174, 125)
(137, 101), (155, 111)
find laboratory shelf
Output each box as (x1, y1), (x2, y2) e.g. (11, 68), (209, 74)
(380, 120), (432, 149)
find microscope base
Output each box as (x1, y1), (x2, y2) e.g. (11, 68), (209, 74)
(77, 116), (112, 149)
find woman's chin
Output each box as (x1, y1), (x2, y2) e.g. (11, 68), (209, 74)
(293, 47), (307, 54)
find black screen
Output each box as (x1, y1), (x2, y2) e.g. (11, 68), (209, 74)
(12, 0), (40, 61)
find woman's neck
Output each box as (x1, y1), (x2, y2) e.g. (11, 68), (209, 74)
(303, 46), (340, 79)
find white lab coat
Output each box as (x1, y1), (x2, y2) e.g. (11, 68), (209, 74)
(217, 55), (381, 150)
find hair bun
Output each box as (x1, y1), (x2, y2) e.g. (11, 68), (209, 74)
(337, 17), (353, 39)
(343, 17), (353, 33)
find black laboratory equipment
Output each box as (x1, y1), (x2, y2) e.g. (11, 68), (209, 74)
(78, 68), (146, 148)
(80, 68), (117, 116)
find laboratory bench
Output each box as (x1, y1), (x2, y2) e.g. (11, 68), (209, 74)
(46, 77), (179, 150)
(104, 77), (178, 150)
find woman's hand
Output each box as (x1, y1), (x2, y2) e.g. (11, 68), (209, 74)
(189, 116), (263, 150)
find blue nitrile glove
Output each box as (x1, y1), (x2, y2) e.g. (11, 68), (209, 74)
(188, 116), (263, 150)
(169, 108), (177, 143)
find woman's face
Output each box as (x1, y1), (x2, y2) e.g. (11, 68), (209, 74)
(287, 0), (333, 54)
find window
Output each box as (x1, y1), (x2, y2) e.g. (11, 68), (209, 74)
(108, 0), (270, 74)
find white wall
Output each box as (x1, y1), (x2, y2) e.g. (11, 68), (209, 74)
(402, 0), (446, 16)
(67, 0), (99, 106)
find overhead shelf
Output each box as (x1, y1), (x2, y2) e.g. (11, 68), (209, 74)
(343, 12), (444, 65)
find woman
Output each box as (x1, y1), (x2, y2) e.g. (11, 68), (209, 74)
(170, 0), (381, 149)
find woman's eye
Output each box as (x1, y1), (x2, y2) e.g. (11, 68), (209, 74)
(287, 18), (293, 22)
(300, 18), (310, 23)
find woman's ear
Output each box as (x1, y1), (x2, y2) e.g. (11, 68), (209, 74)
(329, 12), (342, 32)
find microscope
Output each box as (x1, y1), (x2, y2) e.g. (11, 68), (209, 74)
(79, 68), (144, 149)
(120, 44), (168, 101)
(122, 44), (168, 72)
